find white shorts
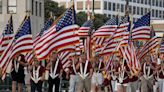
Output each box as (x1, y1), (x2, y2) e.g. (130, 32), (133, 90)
(25, 74), (31, 85)
(111, 80), (117, 91)
(91, 72), (104, 85)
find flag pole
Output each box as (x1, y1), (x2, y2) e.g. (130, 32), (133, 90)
(88, 0), (95, 60)
(148, 0), (152, 57)
(71, 0), (79, 57)
(87, 0), (90, 20)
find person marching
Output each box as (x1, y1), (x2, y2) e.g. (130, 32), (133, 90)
(46, 52), (63, 92)
(140, 56), (156, 92)
(68, 55), (79, 92)
(116, 60), (130, 92)
(128, 65), (141, 92)
(110, 60), (119, 92)
(30, 57), (45, 92)
(91, 54), (105, 92)
(11, 54), (28, 92)
(76, 53), (93, 92)
(156, 56), (164, 92)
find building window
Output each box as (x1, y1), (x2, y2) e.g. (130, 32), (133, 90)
(145, 0), (147, 4)
(163, 11), (164, 18)
(152, 0), (155, 6)
(137, 7), (139, 15)
(129, 0), (132, 2)
(141, 0), (144, 4)
(156, 10), (158, 17)
(108, 2), (111, 11)
(77, 2), (83, 10)
(133, 6), (136, 14)
(129, 5), (132, 14)
(39, 2), (41, 17)
(156, 0), (158, 7)
(152, 9), (154, 17)
(159, 10), (162, 18)
(148, 0), (151, 5)
(113, 3), (116, 11)
(32, 0), (34, 15)
(145, 8), (147, 13)
(94, 1), (101, 10)
(133, 0), (136, 3)
(117, 3), (120, 10)
(7, 0), (17, 14)
(85, 1), (100, 10)
(141, 7), (143, 15)
(0, 0), (2, 14)
(104, 1), (107, 10)
(160, 1), (162, 7)
(121, 4), (124, 12)
(35, 1), (38, 16)
(137, 0), (140, 3)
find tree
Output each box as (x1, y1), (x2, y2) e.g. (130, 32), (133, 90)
(93, 14), (109, 30)
(76, 12), (109, 30)
(76, 12), (87, 26)
(44, 0), (66, 21)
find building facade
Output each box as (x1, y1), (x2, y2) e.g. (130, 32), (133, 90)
(53, 0), (164, 37)
(0, 0), (44, 38)
(53, 0), (164, 21)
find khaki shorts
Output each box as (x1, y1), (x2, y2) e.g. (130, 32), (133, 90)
(76, 75), (91, 92)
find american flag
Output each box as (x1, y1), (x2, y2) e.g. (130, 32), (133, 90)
(93, 37), (108, 54)
(57, 45), (81, 56)
(113, 16), (130, 40)
(57, 41), (81, 69)
(58, 50), (79, 69)
(160, 35), (164, 54)
(132, 12), (150, 40)
(79, 39), (84, 50)
(78, 20), (93, 36)
(0, 16), (33, 78)
(57, 42), (81, 69)
(58, 51), (72, 69)
(93, 17), (118, 37)
(85, 37), (91, 60)
(25, 51), (34, 64)
(34, 6), (79, 60)
(138, 27), (159, 60)
(92, 17), (119, 55)
(39, 18), (54, 36)
(0, 16), (14, 54)
(119, 16), (131, 46)
(119, 42), (140, 68)
(101, 17), (130, 55)
(25, 18), (54, 63)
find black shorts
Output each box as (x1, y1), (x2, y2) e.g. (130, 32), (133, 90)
(11, 69), (25, 83)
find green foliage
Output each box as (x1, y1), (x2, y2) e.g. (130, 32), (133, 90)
(76, 12), (109, 30)
(44, 0), (66, 21)
(76, 12), (87, 26)
(94, 14), (109, 30)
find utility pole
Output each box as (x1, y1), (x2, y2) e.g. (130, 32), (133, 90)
(92, 0), (95, 19)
